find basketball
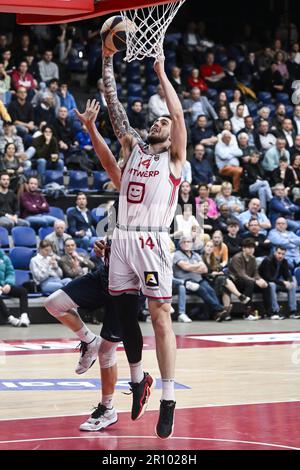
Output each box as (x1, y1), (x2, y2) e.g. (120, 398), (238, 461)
(100, 15), (135, 54)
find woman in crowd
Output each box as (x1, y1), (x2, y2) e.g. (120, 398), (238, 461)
(212, 230), (228, 268)
(0, 142), (29, 191)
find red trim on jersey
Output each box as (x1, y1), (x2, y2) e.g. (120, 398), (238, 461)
(146, 295), (173, 300)
(169, 173), (181, 208)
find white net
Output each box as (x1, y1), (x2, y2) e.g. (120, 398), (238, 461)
(120, 0), (186, 62)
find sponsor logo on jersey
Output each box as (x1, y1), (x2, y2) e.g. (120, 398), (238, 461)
(127, 182), (145, 203)
(144, 271), (159, 288)
(128, 168), (160, 178)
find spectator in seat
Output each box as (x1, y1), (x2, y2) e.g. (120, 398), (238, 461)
(202, 240), (250, 320)
(0, 62), (11, 105)
(0, 122), (26, 160)
(38, 50), (59, 85)
(237, 116), (255, 147)
(242, 150), (273, 211)
(271, 155), (297, 190)
(255, 107), (271, 129)
(11, 61), (37, 100)
(173, 236), (227, 321)
(217, 204), (239, 234)
(212, 230), (228, 268)
(215, 130), (243, 192)
(271, 104), (286, 132)
(254, 120), (276, 153)
(291, 136), (300, 160)
(177, 181), (196, 215)
(291, 154), (300, 201)
(57, 83), (77, 118)
(241, 218), (272, 264)
(20, 177), (58, 230)
(191, 144), (214, 186)
(183, 87), (217, 128)
(269, 218), (300, 270)
(214, 105), (230, 134)
(238, 198), (271, 235)
(197, 201), (221, 239)
(34, 92), (56, 127)
(32, 78), (60, 115)
(276, 118), (296, 153)
(215, 181), (245, 218)
(147, 84), (169, 123)
(26, 125), (63, 179)
(127, 100), (147, 141)
(0, 247), (30, 327)
(60, 238), (94, 279)
(292, 105), (300, 136)
(53, 106), (77, 157)
(169, 66), (189, 98)
(0, 143), (29, 192)
(0, 172), (29, 231)
(174, 204), (200, 241)
(186, 68), (208, 93)
(259, 246), (299, 320)
(45, 219), (71, 257)
(199, 51), (225, 90)
(195, 183), (218, 219)
(30, 240), (71, 295)
(224, 219), (242, 258)
(262, 138), (290, 174)
(229, 89), (250, 117)
(191, 114), (218, 156)
(8, 87), (37, 140)
(229, 238), (271, 320)
(67, 193), (96, 250)
(230, 103), (246, 135)
(269, 183), (300, 230)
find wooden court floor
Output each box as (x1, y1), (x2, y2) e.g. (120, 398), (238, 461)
(0, 327), (300, 450)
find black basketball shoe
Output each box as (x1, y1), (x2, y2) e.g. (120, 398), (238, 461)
(129, 372), (153, 420)
(156, 400), (176, 439)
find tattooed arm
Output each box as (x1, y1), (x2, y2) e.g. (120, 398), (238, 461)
(102, 53), (143, 159)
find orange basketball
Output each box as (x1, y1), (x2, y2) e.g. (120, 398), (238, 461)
(100, 15), (135, 54)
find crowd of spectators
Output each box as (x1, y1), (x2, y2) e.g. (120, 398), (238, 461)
(1, 17), (300, 325)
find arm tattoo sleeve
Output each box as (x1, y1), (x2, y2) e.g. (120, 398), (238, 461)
(102, 55), (131, 140)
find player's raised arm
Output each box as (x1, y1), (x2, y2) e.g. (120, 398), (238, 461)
(154, 56), (187, 166)
(74, 99), (121, 190)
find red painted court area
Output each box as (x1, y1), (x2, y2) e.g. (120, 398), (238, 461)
(0, 402), (299, 450)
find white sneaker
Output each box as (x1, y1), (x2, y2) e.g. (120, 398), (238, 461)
(185, 281), (199, 292)
(20, 313), (30, 327)
(79, 404), (118, 431)
(75, 335), (102, 375)
(8, 315), (21, 327)
(244, 314), (258, 321)
(178, 313), (192, 323)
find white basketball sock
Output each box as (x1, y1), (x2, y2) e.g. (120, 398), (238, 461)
(161, 379), (175, 401)
(75, 325), (96, 344)
(129, 361), (144, 384)
(102, 394), (114, 409)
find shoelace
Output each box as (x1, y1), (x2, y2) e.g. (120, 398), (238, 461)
(91, 403), (107, 419)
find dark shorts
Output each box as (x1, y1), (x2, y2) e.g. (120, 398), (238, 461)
(62, 269), (122, 343)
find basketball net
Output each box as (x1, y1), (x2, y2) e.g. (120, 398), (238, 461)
(120, 0), (186, 62)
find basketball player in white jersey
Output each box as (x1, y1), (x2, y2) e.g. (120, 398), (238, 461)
(101, 48), (187, 439)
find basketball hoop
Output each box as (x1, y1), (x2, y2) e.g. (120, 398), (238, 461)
(120, 0), (186, 62)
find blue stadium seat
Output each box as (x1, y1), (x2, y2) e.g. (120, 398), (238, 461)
(247, 101), (258, 117)
(48, 206), (65, 220)
(127, 96), (143, 107)
(225, 89), (234, 101)
(128, 83), (143, 96)
(68, 171), (89, 192)
(207, 88), (218, 101)
(15, 270), (43, 298)
(0, 226), (10, 251)
(286, 105), (294, 118)
(44, 170), (64, 186)
(294, 268), (300, 292)
(38, 226), (53, 240)
(258, 91), (272, 104)
(11, 227), (37, 248)
(90, 171), (109, 192)
(126, 72), (141, 84)
(91, 207), (107, 224)
(10, 247), (36, 270)
(276, 93), (290, 105)
(147, 84), (157, 99)
(76, 248), (88, 256)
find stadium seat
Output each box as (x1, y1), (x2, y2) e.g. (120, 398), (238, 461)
(90, 171), (110, 192)
(76, 247), (88, 256)
(11, 226), (37, 248)
(48, 206), (65, 220)
(44, 170), (64, 186)
(147, 84), (157, 99)
(294, 268), (300, 293)
(276, 93), (290, 105)
(207, 88), (218, 101)
(225, 89), (234, 101)
(286, 105), (294, 117)
(126, 72), (141, 84)
(38, 226), (53, 240)
(128, 83), (143, 96)
(247, 101), (258, 117)
(258, 91), (272, 104)
(0, 226), (10, 251)
(10, 247), (36, 270)
(15, 270), (43, 298)
(68, 171), (89, 192)
(91, 207), (107, 224)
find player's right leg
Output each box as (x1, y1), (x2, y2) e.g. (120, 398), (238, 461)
(44, 289), (102, 374)
(80, 339), (119, 431)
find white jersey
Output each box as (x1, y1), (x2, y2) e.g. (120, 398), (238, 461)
(118, 144), (181, 229)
